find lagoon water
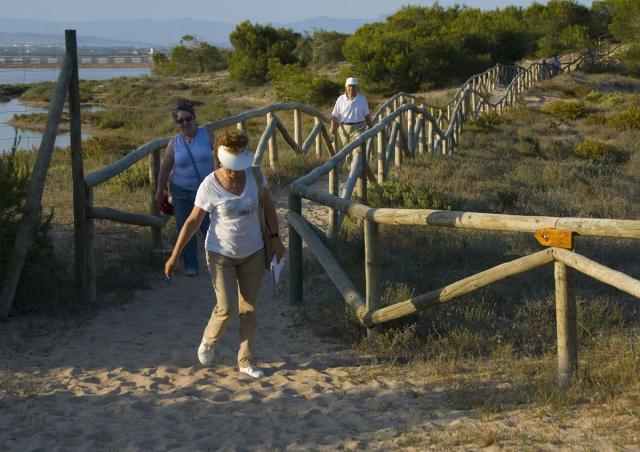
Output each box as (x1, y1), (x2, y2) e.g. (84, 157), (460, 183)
(0, 67), (149, 153)
(0, 67), (151, 85)
(0, 97), (92, 153)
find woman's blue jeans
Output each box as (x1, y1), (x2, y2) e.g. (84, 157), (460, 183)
(171, 183), (210, 273)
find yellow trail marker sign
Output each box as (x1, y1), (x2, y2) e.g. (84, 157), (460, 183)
(534, 228), (574, 249)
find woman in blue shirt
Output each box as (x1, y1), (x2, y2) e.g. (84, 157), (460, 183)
(155, 101), (215, 276)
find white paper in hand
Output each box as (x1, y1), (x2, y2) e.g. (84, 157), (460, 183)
(270, 255), (285, 285)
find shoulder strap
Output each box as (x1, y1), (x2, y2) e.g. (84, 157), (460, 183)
(180, 130), (203, 183)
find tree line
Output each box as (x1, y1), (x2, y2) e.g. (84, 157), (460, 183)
(152, 0), (640, 97)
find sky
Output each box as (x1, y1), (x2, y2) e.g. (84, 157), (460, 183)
(5, 0), (594, 23)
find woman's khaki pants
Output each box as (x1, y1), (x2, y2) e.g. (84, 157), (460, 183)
(203, 249), (264, 368)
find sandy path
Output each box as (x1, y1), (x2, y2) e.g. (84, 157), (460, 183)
(2, 168), (637, 450)
(0, 179), (450, 451)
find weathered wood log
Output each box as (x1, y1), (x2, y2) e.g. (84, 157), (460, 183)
(365, 208), (640, 239)
(377, 129), (385, 183)
(67, 29), (89, 303)
(254, 116), (278, 165)
(0, 52), (73, 318)
(267, 112), (278, 168)
(149, 148), (161, 248)
(555, 260), (577, 388)
(86, 139), (169, 187)
(314, 117), (322, 157)
(327, 166), (339, 241)
(551, 248), (640, 297)
(291, 183), (370, 220)
(365, 218), (380, 340)
(293, 108), (303, 147)
(336, 151), (363, 227)
(301, 121), (323, 154)
(288, 192), (303, 304)
(320, 126), (336, 156)
(89, 207), (168, 229)
(86, 188), (96, 305)
(275, 119), (300, 153)
(364, 249), (554, 326)
(287, 211), (368, 321)
(385, 121), (399, 169)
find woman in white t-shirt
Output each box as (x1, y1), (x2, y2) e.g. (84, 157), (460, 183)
(164, 129), (285, 379)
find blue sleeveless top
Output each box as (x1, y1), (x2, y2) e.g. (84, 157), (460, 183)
(171, 127), (214, 191)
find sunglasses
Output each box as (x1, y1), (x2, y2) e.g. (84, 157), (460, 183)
(175, 116), (193, 125)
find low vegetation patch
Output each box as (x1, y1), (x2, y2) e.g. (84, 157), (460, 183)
(541, 100), (586, 120)
(368, 180), (462, 210)
(608, 106), (640, 130)
(574, 139), (621, 162)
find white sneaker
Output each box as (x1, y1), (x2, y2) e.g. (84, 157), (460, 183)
(197, 340), (215, 365)
(239, 366), (265, 379)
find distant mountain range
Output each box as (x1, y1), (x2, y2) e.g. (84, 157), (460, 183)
(0, 16), (375, 48)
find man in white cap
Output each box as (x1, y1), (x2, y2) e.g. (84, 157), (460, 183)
(329, 77), (373, 149)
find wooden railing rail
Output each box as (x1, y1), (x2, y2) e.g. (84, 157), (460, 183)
(287, 38), (636, 388)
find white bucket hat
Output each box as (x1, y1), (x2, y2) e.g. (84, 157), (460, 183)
(217, 145), (254, 171)
(345, 77), (359, 86)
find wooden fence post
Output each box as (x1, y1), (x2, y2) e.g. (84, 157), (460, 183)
(267, 112), (278, 168)
(149, 147), (161, 249)
(67, 29), (91, 303)
(418, 105), (426, 155)
(394, 116), (403, 166)
(377, 129), (385, 183)
(328, 164), (339, 240)
(407, 109), (415, 156)
(314, 117), (322, 157)
(87, 188), (97, 305)
(356, 143), (367, 204)
(365, 219), (380, 341)
(294, 108), (302, 150)
(555, 260), (578, 388)
(427, 117), (434, 155)
(289, 192), (303, 304)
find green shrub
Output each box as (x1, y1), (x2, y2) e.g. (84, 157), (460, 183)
(574, 139), (620, 162)
(467, 111), (504, 133)
(608, 107), (640, 130)
(83, 135), (138, 158)
(0, 84), (29, 99)
(368, 180), (461, 210)
(98, 111), (126, 129)
(0, 150), (56, 313)
(584, 90), (602, 102)
(267, 59), (341, 105)
(117, 163), (150, 190)
(600, 91), (626, 108)
(541, 100), (585, 120)
(20, 81), (93, 103)
(583, 113), (607, 126)
(20, 82), (56, 102)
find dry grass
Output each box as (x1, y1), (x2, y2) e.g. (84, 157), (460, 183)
(298, 70), (640, 421)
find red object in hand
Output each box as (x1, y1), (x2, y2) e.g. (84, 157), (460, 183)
(160, 195), (174, 216)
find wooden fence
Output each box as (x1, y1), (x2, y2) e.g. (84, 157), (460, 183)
(0, 30), (84, 318)
(286, 42), (636, 388)
(1, 30), (629, 390)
